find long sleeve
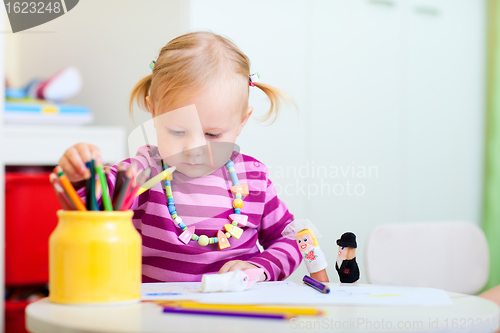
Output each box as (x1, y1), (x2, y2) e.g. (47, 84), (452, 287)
(246, 177), (302, 281)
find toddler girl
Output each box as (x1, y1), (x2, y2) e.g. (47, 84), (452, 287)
(58, 31), (302, 283)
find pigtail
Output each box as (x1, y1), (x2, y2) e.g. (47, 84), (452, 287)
(253, 82), (296, 125)
(128, 74), (153, 118)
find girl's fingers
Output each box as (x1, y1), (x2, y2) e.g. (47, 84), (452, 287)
(226, 262), (248, 272)
(59, 156), (81, 182)
(65, 146), (89, 179)
(75, 143), (93, 163)
(218, 260), (241, 274)
(89, 145), (102, 163)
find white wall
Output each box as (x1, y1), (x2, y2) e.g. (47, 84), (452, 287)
(187, 0), (485, 283)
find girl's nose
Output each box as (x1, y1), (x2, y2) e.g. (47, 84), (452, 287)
(184, 145), (204, 157)
(183, 134), (206, 157)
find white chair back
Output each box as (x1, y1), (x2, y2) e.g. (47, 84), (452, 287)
(365, 222), (489, 294)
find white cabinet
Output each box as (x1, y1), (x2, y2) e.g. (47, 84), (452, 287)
(404, 0), (485, 222)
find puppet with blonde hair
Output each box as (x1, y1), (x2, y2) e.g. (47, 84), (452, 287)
(282, 219), (329, 282)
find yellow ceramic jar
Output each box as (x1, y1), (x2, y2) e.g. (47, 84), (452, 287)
(49, 210), (141, 304)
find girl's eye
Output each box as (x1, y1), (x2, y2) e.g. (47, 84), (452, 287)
(342, 247), (345, 250)
(304, 238), (308, 242)
(168, 129), (185, 136)
(205, 133), (221, 139)
(298, 240), (301, 243)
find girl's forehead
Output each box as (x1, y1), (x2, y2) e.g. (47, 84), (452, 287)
(170, 83), (246, 126)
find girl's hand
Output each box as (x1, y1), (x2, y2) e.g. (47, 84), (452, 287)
(218, 260), (267, 282)
(59, 143), (102, 183)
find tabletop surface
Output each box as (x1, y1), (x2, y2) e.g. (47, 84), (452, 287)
(26, 284), (500, 333)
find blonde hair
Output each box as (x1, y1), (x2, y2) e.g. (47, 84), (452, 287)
(129, 31), (294, 125)
(296, 229), (319, 247)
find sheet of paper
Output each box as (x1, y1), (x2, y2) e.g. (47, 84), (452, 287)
(142, 282), (453, 306)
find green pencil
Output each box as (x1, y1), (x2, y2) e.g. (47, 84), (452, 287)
(95, 160), (112, 211)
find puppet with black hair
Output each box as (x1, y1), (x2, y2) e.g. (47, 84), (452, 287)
(336, 232), (359, 283)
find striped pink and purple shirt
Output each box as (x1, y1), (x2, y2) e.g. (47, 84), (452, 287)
(80, 145), (302, 282)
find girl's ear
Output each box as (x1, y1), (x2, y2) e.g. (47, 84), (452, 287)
(146, 96), (155, 117)
(237, 106), (253, 136)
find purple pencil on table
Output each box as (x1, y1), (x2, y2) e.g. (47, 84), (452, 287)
(162, 307), (290, 320)
(303, 275), (330, 294)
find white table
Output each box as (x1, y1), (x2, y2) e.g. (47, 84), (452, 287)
(26, 284), (500, 333)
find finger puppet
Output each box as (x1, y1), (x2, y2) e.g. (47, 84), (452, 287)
(282, 219), (329, 282)
(200, 268), (263, 293)
(336, 232), (359, 283)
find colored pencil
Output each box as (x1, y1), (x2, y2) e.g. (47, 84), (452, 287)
(113, 166), (132, 211)
(121, 168), (151, 211)
(95, 160), (112, 211)
(112, 164), (125, 203)
(85, 160), (98, 210)
(54, 166), (86, 211)
(303, 275), (330, 294)
(162, 307), (291, 320)
(137, 166), (176, 195)
(49, 173), (75, 210)
(155, 300), (323, 316)
(85, 161), (92, 210)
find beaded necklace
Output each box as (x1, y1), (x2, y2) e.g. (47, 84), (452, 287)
(162, 159), (249, 250)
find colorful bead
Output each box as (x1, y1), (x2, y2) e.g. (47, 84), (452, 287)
(229, 172), (239, 185)
(198, 235), (209, 246)
(179, 226), (195, 244)
(217, 230), (230, 250)
(224, 224), (243, 240)
(233, 199), (244, 209)
(165, 159), (246, 249)
(229, 214), (248, 227)
(230, 185), (249, 196)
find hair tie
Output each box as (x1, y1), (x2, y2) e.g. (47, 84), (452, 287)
(149, 60), (156, 71)
(249, 73), (260, 87)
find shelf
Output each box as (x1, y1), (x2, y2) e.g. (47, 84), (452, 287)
(1, 125), (126, 165)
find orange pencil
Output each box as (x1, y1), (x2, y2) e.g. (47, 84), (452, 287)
(54, 166), (87, 211)
(49, 173), (75, 210)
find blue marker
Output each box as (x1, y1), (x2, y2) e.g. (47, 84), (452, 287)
(146, 292), (182, 296)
